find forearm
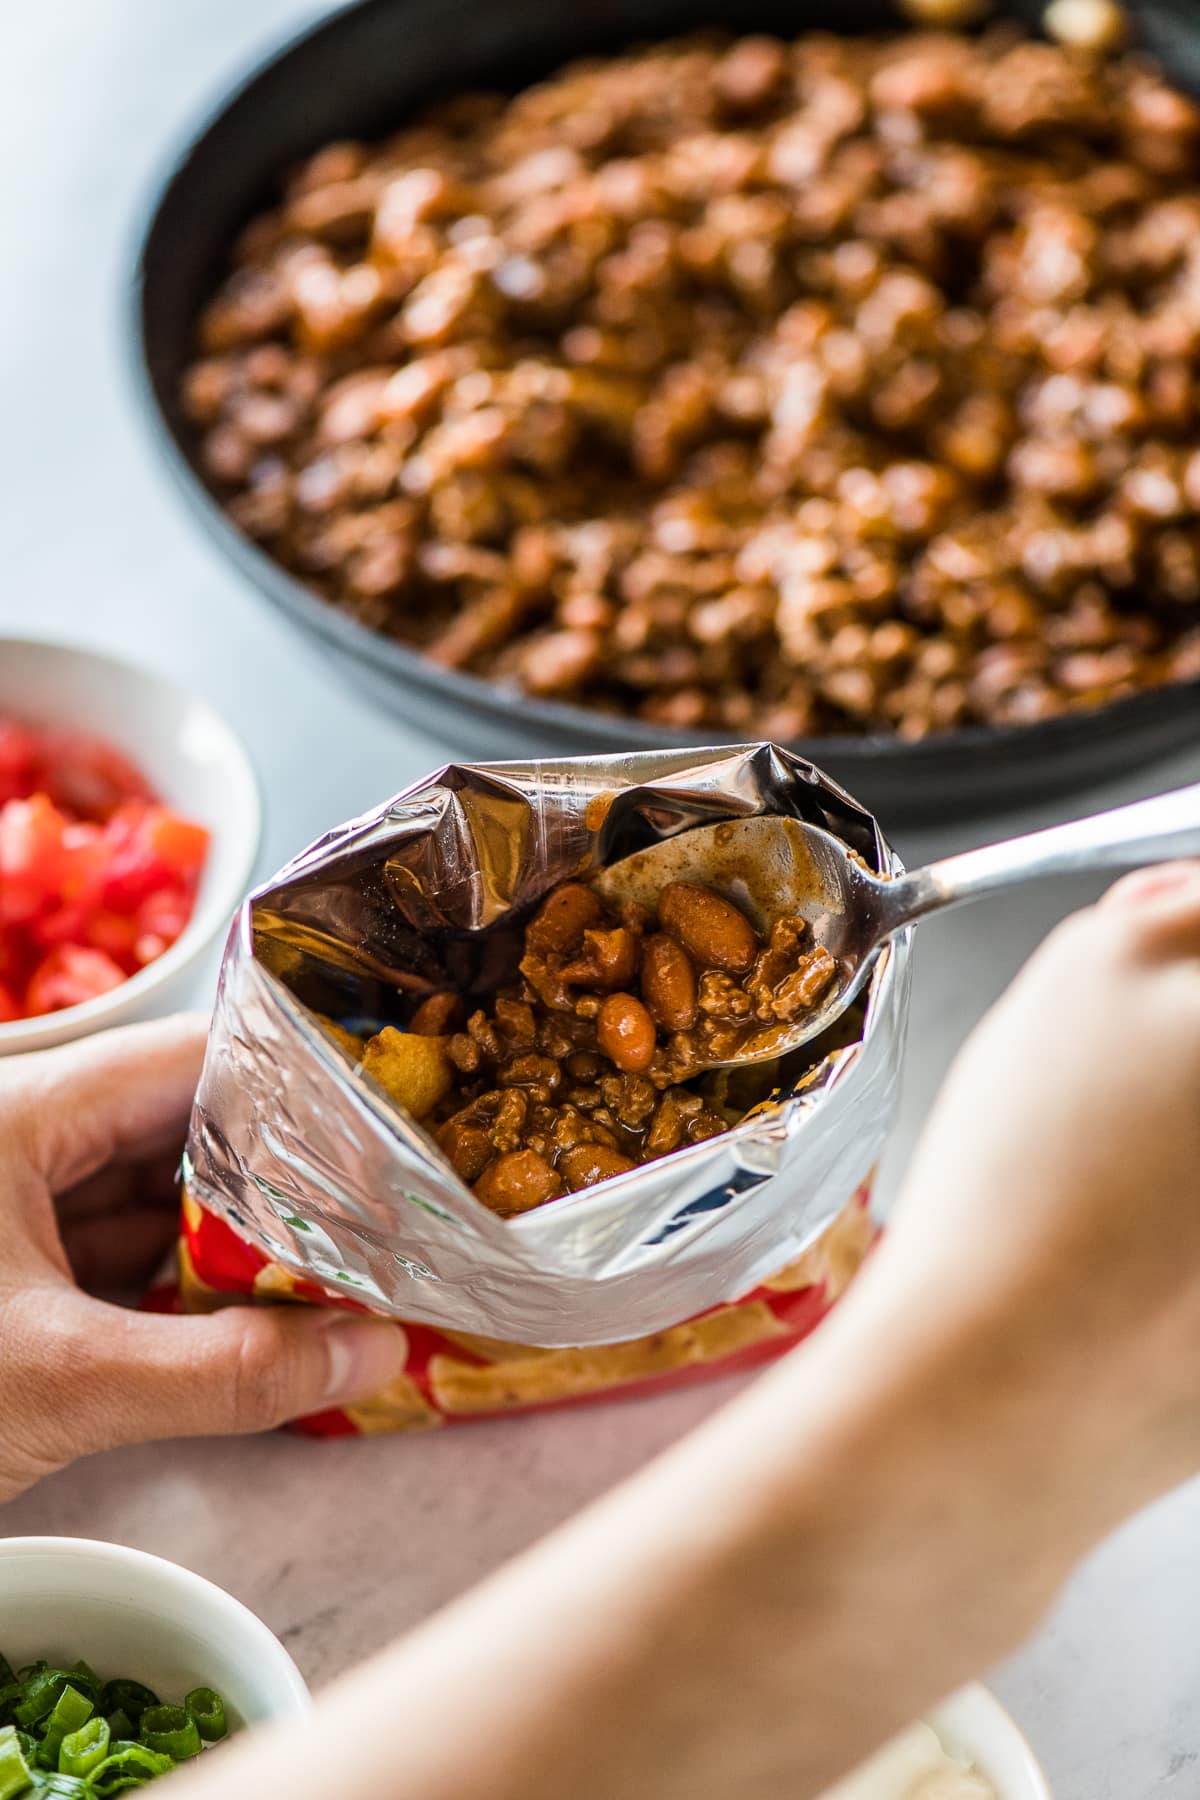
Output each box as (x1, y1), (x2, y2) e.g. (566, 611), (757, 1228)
(178, 1266), (1103, 1800)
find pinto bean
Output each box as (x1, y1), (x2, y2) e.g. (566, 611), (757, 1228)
(640, 932), (698, 1030)
(596, 992), (657, 1072)
(526, 882), (604, 952)
(658, 882), (758, 974)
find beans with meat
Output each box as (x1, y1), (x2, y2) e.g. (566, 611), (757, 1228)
(365, 872), (836, 1215)
(184, 21), (1200, 739)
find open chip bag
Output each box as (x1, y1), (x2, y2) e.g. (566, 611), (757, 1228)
(172, 743), (911, 1435)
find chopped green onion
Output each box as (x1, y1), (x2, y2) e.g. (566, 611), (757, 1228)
(35, 1689), (92, 1771)
(183, 1689), (226, 1744)
(3, 1659), (226, 1792)
(56, 1717), (108, 1781)
(41, 1697), (90, 1739)
(88, 1744), (173, 1797)
(138, 1707), (200, 1762)
(95, 1686), (156, 1729)
(0, 1725), (32, 1800)
(12, 1676), (67, 1733)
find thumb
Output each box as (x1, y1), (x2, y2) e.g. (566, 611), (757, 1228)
(3, 1013), (208, 1193)
(33, 1293), (411, 1455)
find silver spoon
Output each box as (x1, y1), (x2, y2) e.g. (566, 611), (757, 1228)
(594, 782), (1200, 1070)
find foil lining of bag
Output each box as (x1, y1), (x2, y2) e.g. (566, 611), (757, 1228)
(185, 744), (911, 1346)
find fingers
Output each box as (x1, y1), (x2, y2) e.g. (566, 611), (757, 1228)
(1100, 859), (1200, 921)
(4, 1286), (412, 1463)
(2, 1013), (208, 1193)
(1008, 860), (1200, 1004)
(1086, 860), (1200, 971)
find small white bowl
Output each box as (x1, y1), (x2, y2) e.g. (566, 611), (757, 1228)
(824, 1685), (1051, 1799)
(0, 1537), (309, 1730)
(928, 1685), (1051, 1798)
(0, 637), (261, 1054)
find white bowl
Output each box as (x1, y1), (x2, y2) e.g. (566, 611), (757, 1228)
(0, 637), (261, 1054)
(927, 1686), (1051, 1798)
(0, 1537), (309, 1731)
(824, 1685), (1051, 1799)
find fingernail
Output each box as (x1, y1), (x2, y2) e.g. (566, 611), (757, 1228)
(1103, 861), (1200, 910)
(319, 1317), (410, 1404)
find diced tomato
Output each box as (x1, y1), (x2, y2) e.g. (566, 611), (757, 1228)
(25, 944), (128, 1015)
(0, 878), (41, 931)
(31, 823), (111, 945)
(0, 793), (67, 881)
(98, 803), (209, 909)
(0, 795), (68, 924)
(98, 806), (208, 907)
(136, 882), (193, 943)
(0, 722), (39, 807)
(0, 929), (28, 983)
(83, 908), (142, 969)
(0, 916), (30, 977)
(0, 717), (208, 1023)
(32, 901), (88, 948)
(142, 808), (211, 878)
(100, 801), (171, 909)
(57, 822), (110, 903)
(36, 731), (155, 822)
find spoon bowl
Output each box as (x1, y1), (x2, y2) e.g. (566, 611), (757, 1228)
(596, 775), (1200, 1072)
(593, 815), (887, 1071)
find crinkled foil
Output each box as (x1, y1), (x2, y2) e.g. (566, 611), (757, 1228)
(185, 744), (910, 1346)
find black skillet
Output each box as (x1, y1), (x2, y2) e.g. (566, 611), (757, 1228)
(133, 0), (1200, 824)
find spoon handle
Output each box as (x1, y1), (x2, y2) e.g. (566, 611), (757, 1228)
(880, 780), (1200, 930)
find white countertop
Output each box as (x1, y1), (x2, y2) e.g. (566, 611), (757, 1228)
(3, 2), (1200, 1790)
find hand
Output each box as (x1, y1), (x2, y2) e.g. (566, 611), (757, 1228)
(0, 1015), (410, 1502)
(849, 857), (1200, 1546)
